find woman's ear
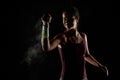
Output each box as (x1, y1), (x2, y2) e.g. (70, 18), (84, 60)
(76, 16), (79, 23)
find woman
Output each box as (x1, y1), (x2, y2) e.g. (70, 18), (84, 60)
(41, 6), (108, 80)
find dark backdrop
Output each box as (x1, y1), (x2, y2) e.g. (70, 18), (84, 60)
(3, 0), (118, 80)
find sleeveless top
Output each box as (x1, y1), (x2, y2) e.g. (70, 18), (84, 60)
(58, 40), (87, 80)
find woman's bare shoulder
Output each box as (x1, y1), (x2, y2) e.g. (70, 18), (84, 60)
(80, 32), (87, 38)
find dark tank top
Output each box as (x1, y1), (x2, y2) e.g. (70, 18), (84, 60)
(58, 41), (87, 80)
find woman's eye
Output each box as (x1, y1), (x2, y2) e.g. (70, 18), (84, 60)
(64, 18), (67, 21)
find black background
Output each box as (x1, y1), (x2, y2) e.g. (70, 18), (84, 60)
(2, 0), (119, 80)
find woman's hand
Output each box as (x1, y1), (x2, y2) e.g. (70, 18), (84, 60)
(100, 65), (109, 77)
(41, 13), (52, 25)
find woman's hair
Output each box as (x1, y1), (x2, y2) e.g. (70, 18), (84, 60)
(62, 6), (80, 18)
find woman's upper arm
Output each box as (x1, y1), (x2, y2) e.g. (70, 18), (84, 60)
(81, 33), (90, 56)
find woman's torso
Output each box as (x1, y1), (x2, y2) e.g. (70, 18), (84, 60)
(58, 32), (87, 80)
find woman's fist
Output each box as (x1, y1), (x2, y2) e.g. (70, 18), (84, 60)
(41, 13), (52, 24)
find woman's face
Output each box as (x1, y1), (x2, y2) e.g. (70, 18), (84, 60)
(62, 12), (79, 29)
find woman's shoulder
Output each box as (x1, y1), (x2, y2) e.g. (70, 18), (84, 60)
(79, 32), (87, 38)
